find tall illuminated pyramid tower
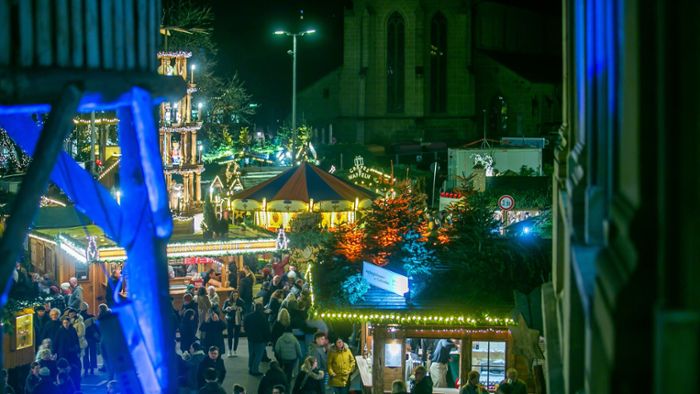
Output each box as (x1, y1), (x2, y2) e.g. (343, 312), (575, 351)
(157, 51), (203, 214)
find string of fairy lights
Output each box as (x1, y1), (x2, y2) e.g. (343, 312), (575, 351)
(304, 261), (515, 327)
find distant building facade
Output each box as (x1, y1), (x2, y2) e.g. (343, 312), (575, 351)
(298, 0), (561, 146)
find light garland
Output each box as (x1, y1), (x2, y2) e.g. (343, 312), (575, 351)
(73, 118), (119, 126)
(58, 234), (89, 265)
(306, 261), (514, 328)
(316, 311), (515, 327)
(28, 233), (56, 246)
(160, 125), (202, 133)
(163, 169), (204, 176)
(157, 51), (192, 58)
(54, 234), (278, 262)
(98, 157), (121, 180)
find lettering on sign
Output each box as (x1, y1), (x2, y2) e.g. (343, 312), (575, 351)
(348, 155), (372, 180)
(362, 261), (409, 296)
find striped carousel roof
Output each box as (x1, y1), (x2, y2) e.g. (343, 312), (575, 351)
(231, 162), (376, 203)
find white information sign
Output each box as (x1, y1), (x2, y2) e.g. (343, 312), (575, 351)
(362, 262), (409, 296)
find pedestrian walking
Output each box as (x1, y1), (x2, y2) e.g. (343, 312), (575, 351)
(200, 311), (226, 358)
(257, 362), (288, 394)
(197, 346), (226, 389)
(198, 367), (227, 394)
(293, 356), (325, 394)
(223, 290), (244, 357)
(244, 303), (270, 376)
(80, 302), (99, 375)
(274, 328), (301, 383)
(327, 338), (355, 394)
(207, 286), (221, 314)
(67, 277), (83, 311)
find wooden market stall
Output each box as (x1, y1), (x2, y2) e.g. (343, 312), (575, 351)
(28, 223), (277, 314)
(311, 263), (541, 393)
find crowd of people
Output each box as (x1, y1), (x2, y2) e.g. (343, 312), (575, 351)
(6, 256), (528, 394)
(174, 256), (342, 394)
(15, 275), (112, 394)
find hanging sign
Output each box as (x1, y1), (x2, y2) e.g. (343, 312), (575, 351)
(362, 262), (408, 296)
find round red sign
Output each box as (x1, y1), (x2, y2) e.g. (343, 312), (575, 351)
(498, 195), (515, 211)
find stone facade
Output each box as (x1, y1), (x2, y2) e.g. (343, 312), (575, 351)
(297, 0), (561, 146)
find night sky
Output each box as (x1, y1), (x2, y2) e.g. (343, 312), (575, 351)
(212, 1), (346, 130)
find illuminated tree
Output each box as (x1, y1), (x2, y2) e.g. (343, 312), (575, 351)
(363, 181), (427, 265)
(334, 222), (366, 263)
(0, 128), (30, 174)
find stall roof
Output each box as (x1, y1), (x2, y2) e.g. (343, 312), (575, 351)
(232, 162), (376, 203)
(30, 223), (277, 262)
(311, 264), (515, 327)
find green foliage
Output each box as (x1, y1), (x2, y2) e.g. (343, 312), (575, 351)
(401, 231), (436, 278)
(288, 213), (332, 250)
(0, 295), (61, 335)
(341, 274), (370, 305)
(202, 198), (216, 234)
(400, 230), (436, 298)
(440, 193), (552, 298)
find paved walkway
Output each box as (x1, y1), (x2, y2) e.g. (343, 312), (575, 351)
(80, 337), (270, 393)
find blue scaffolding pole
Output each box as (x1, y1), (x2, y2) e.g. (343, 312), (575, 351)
(0, 86), (180, 393)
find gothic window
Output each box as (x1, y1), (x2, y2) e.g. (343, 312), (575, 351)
(430, 12), (447, 113)
(387, 12), (405, 113)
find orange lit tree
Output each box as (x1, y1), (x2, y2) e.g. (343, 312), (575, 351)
(333, 222), (366, 263)
(363, 181), (428, 266)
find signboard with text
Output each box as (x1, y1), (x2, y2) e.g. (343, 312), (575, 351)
(362, 262), (409, 296)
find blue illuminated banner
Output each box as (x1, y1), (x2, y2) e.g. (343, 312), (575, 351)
(362, 262), (408, 296)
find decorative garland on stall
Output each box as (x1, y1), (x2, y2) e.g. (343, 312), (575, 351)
(305, 261), (514, 327)
(0, 295), (62, 334)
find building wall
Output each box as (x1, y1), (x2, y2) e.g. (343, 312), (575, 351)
(298, 0), (561, 147)
(472, 53), (561, 137)
(544, 0), (700, 393)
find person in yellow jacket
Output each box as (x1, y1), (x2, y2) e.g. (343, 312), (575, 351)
(327, 338), (356, 394)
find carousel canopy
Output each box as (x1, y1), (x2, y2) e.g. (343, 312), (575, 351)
(231, 162), (376, 204)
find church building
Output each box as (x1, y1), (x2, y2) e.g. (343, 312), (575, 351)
(297, 0), (562, 146)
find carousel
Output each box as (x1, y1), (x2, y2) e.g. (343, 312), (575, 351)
(230, 163), (376, 229)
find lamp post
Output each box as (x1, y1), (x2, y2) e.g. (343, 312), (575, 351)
(274, 29), (316, 163)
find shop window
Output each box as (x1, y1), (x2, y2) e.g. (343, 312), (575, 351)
(75, 262), (89, 281)
(387, 12), (405, 113)
(471, 341), (506, 391)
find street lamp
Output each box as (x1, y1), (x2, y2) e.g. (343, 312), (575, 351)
(274, 28), (316, 163)
(190, 64), (196, 83)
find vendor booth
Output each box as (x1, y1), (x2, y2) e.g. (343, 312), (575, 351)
(230, 163), (375, 229)
(28, 222), (278, 313)
(310, 262), (540, 393)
